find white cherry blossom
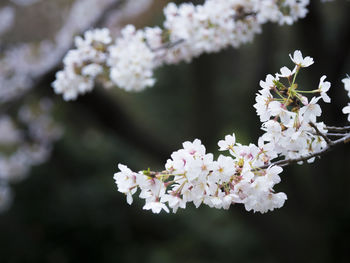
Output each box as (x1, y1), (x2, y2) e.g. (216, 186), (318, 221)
(289, 50), (314, 67)
(318, 75), (331, 103)
(343, 104), (350, 122)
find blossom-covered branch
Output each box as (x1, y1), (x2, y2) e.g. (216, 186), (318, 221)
(0, 99), (62, 212)
(261, 131), (350, 169)
(0, 0), (156, 212)
(113, 50), (350, 214)
(0, 0), (153, 104)
(53, 0), (312, 100)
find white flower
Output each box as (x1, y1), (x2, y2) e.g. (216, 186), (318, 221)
(212, 155), (236, 183)
(276, 66), (296, 78)
(243, 177), (288, 214)
(244, 192), (287, 214)
(254, 90), (274, 122)
(81, 64), (103, 78)
(289, 50), (314, 67)
(266, 165), (283, 185)
(299, 97), (322, 123)
(75, 28), (112, 48)
(114, 164), (137, 205)
(342, 76), (350, 98)
(268, 100), (283, 117)
(259, 74), (278, 90)
(343, 104), (350, 122)
(317, 75), (331, 103)
(143, 201), (169, 213)
(161, 194), (186, 213)
(52, 70), (94, 101)
(183, 139), (206, 156)
(218, 133), (236, 152)
(262, 120), (282, 140)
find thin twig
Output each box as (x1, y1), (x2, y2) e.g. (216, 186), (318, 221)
(326, 126), (350, 132)
(325, 133), (349, 137)
(309, 122), (332, 145)
(150, 39), (185, 52)
(259, 133), (350, 169)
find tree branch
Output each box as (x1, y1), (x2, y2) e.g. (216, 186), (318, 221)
(260, 132), (350, 169)
(326, 126), (350, 132)
(309, 122), (332, 145)
(325, 133), (349, 137)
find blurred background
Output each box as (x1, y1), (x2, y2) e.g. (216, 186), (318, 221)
(1, 0), (350, 262)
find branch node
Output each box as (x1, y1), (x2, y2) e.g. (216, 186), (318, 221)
(310, 122), (333, 145)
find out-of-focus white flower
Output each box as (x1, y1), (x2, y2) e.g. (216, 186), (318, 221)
(52, 28), (112, 101)
(0, 6), (15, 36)
(108, 25), (156, 92)
(0, 99), (62, 212)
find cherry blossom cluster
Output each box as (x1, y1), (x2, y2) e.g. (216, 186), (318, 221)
(52, 28), (113, 101)
(1, 0), (114, 103)
(53, 0), (311, 100)
(255, 50), (330, 162)
(115, 138), (286, 214)
(0, 99), (62, 212)
(114, 50), (350, 214)
(0, 0), (152, 103)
